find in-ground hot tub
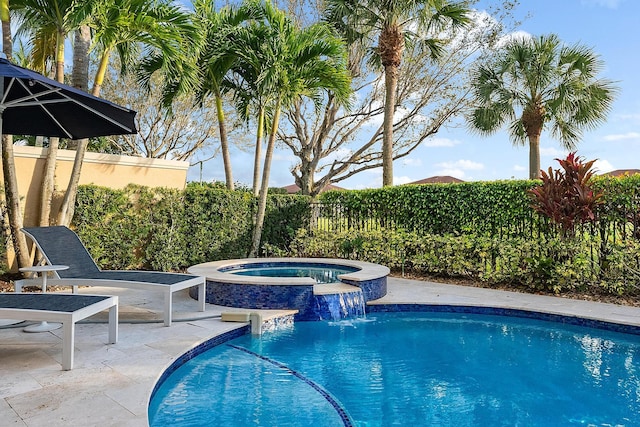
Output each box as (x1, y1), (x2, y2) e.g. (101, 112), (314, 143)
(187, 258), (389, 321)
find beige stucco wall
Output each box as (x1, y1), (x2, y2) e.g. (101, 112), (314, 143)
(2, 145), (190, 270)
(6, 145), (189, 227)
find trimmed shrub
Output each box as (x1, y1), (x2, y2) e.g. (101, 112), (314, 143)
(73, 183), (310, 271)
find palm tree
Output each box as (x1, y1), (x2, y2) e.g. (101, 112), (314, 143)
(227, 16), (272, 196)
(325, 0), (469, 186)
(190, 0), (261, 191)
(468, 34), (618, 180)
(11, 0), (89, 225)
(90, 0), (197, 98)
(0, 0), (31, 269)
(58, 0), (196, 225)
(1, 0), (10, 59)
(57, 24), (91, 226)
(245, 1), (351, 256)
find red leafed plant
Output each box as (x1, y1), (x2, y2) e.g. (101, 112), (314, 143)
(528, 152), (603, 237)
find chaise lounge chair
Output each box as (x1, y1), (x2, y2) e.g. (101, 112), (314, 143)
(18, 226), (206, 326)
(0, 293), (118, 370)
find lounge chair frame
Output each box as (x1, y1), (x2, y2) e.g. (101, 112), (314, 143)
(18, 226), (206, 326)
(0, 293), (118, 370)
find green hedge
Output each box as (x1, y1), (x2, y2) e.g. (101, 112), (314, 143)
(287, 228), (640, 295)
(318, 181), (539, 236)
(73, 183), (310, 271)
(305, 177), (640, 295)
(69, 176), (640, 296)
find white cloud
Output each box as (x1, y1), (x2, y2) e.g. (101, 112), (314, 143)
(593, 159), (615, 174)
(496, 30), (532, 48)
(446, 10), (497, 52)
(432, 159), (485, 180)
(322, 147), (353, 164)
(540, 147), (569, 157)
(435, 159), (484, 171)
(513, 165), (526, 172)
(435, 168), (466, 180)
(423, 137), (461, 148)
(602, 132), (640, 141)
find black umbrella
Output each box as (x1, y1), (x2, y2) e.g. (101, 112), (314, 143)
(0, 59), (136, 327)
(0, 58), (136, 139)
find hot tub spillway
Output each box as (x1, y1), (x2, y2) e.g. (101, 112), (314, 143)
(312, 284), (366, 321)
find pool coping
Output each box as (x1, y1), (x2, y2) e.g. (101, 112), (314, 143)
(366, 304), (640, 335)
(187, 257), (391, 285)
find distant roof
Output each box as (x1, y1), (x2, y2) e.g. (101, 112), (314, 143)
(407, 176), (465, 184)
(282, 183), (345, 194)
(601, 169), (640, 177)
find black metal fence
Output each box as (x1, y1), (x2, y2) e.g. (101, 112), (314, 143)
(310, 198), (640, 241)
(308, 196), (640, 290)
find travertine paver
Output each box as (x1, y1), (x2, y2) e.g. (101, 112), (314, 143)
(1, 277), (639, 426)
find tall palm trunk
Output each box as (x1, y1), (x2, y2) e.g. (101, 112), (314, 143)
(216, 95), (234, 190)
(523, 104), (544, 180)
(249, 97), (282, 257)
(528, 135), (541, 180)
(0, 0), (30, 269)
(58, 25), (91, 226)
(252, 106), (265, 196)
(382, 63), (398, 186)
(1, 0), (9, 57)
(380, 24), (403, 187)
(66, 26), (90, 150)
(92, 49), (110, 98)
(39, 29), (65, 226)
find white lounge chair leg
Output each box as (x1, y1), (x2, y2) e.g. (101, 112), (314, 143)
(198, 282), (206, 312)
(108, 303), (118, 344)
(14, 279), (23, 292)
(164, 292), (172, 327)
(62, 321), (74, 370)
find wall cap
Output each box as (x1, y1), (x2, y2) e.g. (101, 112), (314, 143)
(13, 145), (190, 171)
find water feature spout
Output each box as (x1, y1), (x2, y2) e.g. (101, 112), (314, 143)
(315, 289), (366, 321)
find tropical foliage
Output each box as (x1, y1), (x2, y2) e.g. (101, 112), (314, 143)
(99, 62), (224, 160)
(239, 1), (352, 256)
(468, 33), (618, 179)
(529, 152), (603, 237)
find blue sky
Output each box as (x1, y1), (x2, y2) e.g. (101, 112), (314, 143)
(188, 0), (640, 189)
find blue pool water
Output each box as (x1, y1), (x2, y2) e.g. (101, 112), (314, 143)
(230, 265), (358, 284)
(148, 313), (640, 426)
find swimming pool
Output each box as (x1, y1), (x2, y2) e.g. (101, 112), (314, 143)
(148, 312), (640, 426)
